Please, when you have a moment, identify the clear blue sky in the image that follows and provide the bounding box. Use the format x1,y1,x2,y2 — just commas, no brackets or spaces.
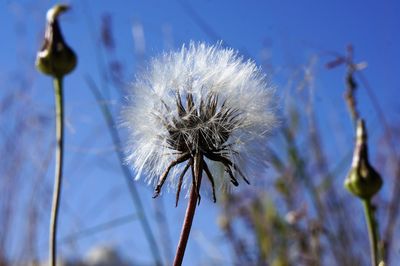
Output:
1,0,399,264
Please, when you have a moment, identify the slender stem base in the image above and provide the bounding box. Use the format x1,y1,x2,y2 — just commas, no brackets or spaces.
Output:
363,199,379,266
49,77,64,266
173,153,202,266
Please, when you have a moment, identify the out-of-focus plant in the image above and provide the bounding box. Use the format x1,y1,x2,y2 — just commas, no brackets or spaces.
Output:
84,10,164,265
327,46,386,266
0,77,53,266
35,4,77,266
216,48,398,265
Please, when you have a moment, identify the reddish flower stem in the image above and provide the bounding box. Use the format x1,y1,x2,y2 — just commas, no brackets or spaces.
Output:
173,153,202,266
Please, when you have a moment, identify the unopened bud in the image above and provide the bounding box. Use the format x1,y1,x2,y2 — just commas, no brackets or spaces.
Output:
36,4,77,78
344,119,383,199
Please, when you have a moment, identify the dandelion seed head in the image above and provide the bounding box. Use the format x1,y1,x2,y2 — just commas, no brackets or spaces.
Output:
123,42,278,196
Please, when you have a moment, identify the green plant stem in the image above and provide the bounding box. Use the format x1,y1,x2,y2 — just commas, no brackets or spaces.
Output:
173,153,202,266
363,199,379,266
49,76,64,266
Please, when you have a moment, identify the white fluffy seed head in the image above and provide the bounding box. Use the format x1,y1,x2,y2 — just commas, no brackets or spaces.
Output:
122,42,278,193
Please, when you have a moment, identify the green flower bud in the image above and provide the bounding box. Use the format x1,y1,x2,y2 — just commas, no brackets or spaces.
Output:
36,4,77,78
344,119,383,199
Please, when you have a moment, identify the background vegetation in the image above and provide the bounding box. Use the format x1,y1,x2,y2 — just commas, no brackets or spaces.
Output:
1,1,399,265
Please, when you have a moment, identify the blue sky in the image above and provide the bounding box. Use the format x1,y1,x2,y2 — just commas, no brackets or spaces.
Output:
1,0,399,264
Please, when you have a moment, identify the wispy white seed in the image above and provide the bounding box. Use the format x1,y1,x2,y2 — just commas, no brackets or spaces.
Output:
122,42,278,194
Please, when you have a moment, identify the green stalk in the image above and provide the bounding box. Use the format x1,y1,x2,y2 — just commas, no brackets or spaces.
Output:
363,199,379,266
49,77,64,266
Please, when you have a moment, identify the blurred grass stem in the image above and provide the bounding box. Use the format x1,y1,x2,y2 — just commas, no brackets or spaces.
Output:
49,76,64,266
86,76,163,266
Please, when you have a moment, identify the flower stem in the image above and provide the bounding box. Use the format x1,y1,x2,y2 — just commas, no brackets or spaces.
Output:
173,153,202,266
49,76,64,266
363,199,379,266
